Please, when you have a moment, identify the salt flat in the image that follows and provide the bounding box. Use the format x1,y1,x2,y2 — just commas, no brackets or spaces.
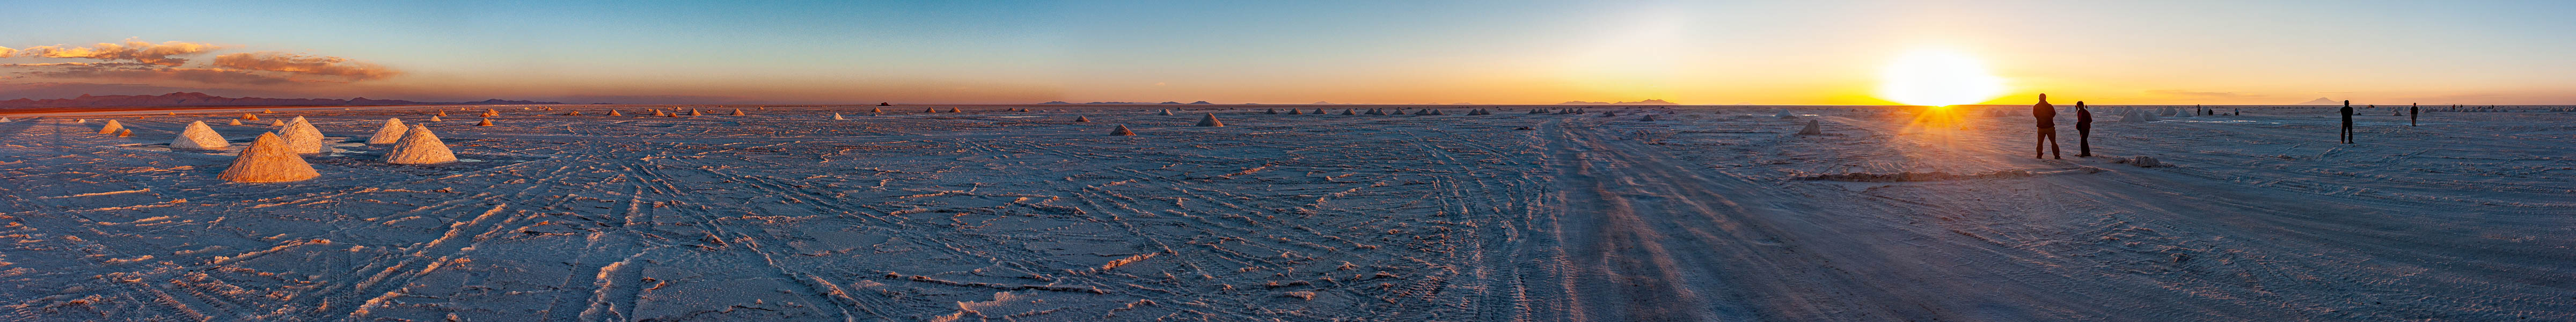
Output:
0,105,2568,321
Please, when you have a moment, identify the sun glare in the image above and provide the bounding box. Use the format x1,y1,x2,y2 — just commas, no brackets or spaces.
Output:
1876,48,2007,106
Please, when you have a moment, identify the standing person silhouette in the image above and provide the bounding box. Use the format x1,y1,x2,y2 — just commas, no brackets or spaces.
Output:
2033,94,2061,159
2340,100,2355,144
2410,103,2419,126
2075,101,2094,157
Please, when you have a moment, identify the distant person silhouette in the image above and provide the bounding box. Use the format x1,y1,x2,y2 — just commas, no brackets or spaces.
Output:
2033,94,2061,159
2410,104,2419,126
2340,100,2355,144
2075,101,2093,157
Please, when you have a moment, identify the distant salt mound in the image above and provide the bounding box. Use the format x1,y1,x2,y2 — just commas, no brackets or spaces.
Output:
1108,125,1136,136
478,119,495,126
948,107,961,113
242,114,259,121
1343,109,1355,115
1196,113,1225,127
367,118,407,144
1776,109,1796,119
429,115,444,122
833,113,845,120
0,116,10,122
1157,109,1174,116
688,109,704,116
97,120,123,134
384,125,457,164
730,108,747,116
2114,156,2162,167
281,117,327,153
608,110,623,116
1073,116,1090,122
218,133,319,183
1799,120,1824,135
1287,108,1301,115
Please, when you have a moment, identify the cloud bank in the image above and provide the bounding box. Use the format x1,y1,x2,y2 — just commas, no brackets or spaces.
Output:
1,39,399,86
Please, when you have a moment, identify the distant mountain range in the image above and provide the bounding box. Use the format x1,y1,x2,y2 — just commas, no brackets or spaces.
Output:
0,92,559,108
2293,97,2340,105
1559,99,1679,105
1038,100,1221,105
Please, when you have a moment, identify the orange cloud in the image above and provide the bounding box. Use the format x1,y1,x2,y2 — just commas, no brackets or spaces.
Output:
211,52,401,80
1,40,223,65
25,66,298,85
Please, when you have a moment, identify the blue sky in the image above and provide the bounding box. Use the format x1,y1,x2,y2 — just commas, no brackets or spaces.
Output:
4,0,2572,104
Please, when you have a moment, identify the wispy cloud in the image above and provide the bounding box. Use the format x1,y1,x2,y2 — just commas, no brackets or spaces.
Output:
0,40,223,65
211,52,401,80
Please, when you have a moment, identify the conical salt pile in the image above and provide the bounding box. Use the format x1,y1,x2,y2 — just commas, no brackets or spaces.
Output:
1158,109,1174,116
1196,113,1225,127
384,125,457,164
245,113,262,120
833,113,845,120
281,117,326,153
229,119,245,126
217,133,319,182
948,107,961,113
270,120,286,127
609,110,623,116
564,111,583,116
117,129,133,137
1313,108,1325,114
477,119,495,126
1,116,13,122
78,119,87,123
262,109,274,113
651,109,667,116
1343,109,1355,115
173,121,229,149
429,115,445,122
1287,109,1302,115
366,118,407,144
730,108,746,116
98,120,123,134
1108,125,1136,136
1266,108,1279,114
1074,116,1090,122
925,107,936,112
481,109,499,117
436,110,447,116
688,109,703,116
1798,120,1824,135
872,108,882,113
1641,114,1657,121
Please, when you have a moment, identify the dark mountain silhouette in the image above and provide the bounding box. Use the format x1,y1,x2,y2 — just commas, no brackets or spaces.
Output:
1613,99,1679,105
1188,101,1213,105
2294,97,2339,105
1558,101,1609,105
0,92,559,108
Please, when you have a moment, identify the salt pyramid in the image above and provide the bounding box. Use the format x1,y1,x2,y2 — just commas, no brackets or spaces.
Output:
1287,109,1302,115
229,119,244,126
98,120,124,134
384,125,457,164
688,109,703,116
1266,108,1279,114
218,133,318,182
1798,120,1824,135
436,110,447,116
281,117,327,153
1196,113,1225,127
367,118,407,144
730,108,746,115
1640,114,1657,121
948,107,961,113
477,119,495,126
608,110,623,116
925,107,936,113
481,109,499,117
1343,109,1355,115
872,108,882,113
564,111,583,116
77,119,87,123
652,109,667,116
1074,116,1090,122
242,114,260,121
1158,109,1174,115
1108,125,1136,136
117,129,133,137
429,115,445,122
173,121,229,149
262,109,273,113
1776,109,1796,119
1,116,11,122
833,113,845,120
270,120,286,126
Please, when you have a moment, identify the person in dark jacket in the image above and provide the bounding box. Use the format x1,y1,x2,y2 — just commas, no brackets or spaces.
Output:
2340,100,2355,144
2410,103,2419,126
2076,101,2093,157
2033,94,2060,159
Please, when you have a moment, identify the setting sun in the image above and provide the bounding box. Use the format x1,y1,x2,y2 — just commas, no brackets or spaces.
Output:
1876,48,2008,106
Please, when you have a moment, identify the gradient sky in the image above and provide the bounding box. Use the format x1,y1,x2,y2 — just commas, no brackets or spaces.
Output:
4,0,2573,105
